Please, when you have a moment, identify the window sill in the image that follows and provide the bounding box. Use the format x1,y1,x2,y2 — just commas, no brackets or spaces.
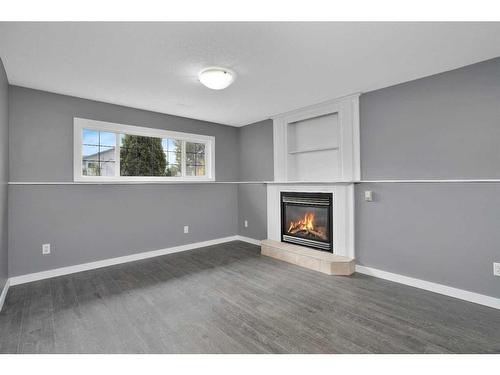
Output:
72,178,216,183
9,180,222,185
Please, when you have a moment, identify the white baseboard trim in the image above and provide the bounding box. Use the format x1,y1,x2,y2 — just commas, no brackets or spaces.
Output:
0,279,10,312
235,235,262,246
355,265,500,310
9,235,244,286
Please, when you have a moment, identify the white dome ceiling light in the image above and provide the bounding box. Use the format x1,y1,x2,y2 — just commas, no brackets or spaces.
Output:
198,67,235,90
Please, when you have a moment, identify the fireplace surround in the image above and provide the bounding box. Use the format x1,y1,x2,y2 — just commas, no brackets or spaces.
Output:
267,184,354,258
281,192,333,251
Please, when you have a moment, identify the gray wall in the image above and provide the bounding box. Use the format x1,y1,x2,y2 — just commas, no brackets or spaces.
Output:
238,184,267,240
238,119,274,181
9,86,240,182
9,184,237,276
237,120,273,239
8,87,240,276
357,57,500,298
356,182,500,298
360,57,500,180
0,58,8,291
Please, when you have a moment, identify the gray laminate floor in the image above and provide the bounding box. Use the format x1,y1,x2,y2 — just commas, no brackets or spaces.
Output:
1,241,499,353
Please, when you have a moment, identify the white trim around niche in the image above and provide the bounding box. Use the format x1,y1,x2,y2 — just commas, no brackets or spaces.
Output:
272,94,360,183
266,184,355,259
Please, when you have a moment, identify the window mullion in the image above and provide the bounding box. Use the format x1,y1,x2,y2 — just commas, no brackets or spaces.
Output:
205,141,210,178
115,132,120,177
181,140,186,177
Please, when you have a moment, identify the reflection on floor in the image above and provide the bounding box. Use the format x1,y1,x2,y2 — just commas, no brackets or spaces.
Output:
1,241,499,353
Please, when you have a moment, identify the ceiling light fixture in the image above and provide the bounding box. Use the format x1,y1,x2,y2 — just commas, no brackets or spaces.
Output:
198,67,235,90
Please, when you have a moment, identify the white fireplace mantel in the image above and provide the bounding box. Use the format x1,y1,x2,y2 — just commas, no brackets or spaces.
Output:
267,95,360,259
266,184,355,258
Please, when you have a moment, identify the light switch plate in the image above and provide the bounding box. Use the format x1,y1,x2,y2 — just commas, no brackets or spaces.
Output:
244,220,248,228
184,225,189,234
364,191,373,202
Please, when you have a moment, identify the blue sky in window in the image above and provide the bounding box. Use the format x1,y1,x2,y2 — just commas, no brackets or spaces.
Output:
162,138,180,151
82,129,185,157
82,129,116,156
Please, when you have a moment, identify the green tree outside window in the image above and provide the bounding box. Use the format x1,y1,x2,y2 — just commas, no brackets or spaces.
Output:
120,135,167,176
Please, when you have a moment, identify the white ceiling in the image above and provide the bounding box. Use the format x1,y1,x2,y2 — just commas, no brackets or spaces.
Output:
1,22,500,126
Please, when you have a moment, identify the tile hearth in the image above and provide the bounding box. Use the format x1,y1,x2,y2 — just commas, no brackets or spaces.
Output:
261,239,355,276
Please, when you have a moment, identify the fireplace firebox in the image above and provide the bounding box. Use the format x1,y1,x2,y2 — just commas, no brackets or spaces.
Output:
280,192,333,252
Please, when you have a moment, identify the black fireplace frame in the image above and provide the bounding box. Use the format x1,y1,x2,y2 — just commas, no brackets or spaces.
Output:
280,191,333,252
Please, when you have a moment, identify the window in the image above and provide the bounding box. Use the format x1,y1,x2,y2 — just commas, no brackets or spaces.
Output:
74,118,215,182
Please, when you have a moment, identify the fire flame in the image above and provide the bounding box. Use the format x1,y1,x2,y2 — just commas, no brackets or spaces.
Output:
288,212,315,233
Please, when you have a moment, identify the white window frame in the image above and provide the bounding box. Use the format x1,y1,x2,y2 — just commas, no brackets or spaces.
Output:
74,117,215,182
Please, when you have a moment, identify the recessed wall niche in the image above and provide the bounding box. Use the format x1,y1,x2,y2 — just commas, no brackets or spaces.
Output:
273,94,360,182
287,113,340,181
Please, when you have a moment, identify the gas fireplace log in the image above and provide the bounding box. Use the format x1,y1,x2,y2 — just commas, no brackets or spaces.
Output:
308,229,326,239
309,229,325,238
288,227,326,240
289,228,306,235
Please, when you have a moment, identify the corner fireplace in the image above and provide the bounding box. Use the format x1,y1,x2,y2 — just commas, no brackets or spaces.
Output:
281,192,333,252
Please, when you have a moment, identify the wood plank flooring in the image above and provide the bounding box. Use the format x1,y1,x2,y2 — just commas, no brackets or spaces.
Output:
1,241,499,353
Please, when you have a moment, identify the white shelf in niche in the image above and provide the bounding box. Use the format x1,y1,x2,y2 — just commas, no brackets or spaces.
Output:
288,146,339,155
273,94,360,182
287,112,339,153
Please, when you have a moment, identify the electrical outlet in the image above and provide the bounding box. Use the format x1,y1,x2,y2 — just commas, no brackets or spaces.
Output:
244,220,248,228
494,262,500,277
184,225,189,234
42,243,51,255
